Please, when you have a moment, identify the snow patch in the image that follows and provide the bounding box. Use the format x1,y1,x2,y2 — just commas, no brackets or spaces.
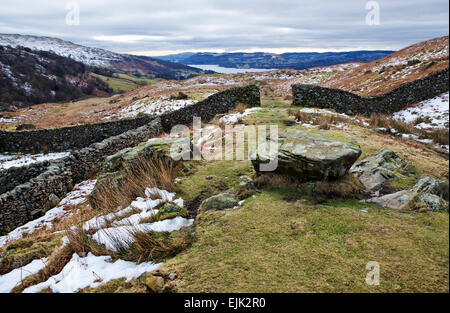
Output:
23,253,161,293
0,152,71,169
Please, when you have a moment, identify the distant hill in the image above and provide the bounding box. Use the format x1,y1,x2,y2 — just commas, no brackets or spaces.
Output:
0,34,210,80
0,45,112,111
155,50,395,70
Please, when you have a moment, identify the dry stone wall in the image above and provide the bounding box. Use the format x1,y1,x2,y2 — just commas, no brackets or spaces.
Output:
0,115,154,153
292,69,449,115
0,85,260,233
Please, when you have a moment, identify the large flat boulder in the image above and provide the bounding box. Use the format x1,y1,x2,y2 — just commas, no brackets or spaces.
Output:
251,127,361,181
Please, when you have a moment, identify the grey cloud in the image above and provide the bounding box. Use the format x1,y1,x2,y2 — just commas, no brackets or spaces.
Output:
0,0,448,53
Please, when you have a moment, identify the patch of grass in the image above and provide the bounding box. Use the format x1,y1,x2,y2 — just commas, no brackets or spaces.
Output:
161,188,449,292
79,277,147,293
178,160,254,214
0,235,62,275
242,107,294,129
91,73,137,92
260,97,290,108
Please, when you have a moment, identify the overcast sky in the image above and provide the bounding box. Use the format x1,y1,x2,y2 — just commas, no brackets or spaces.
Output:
0,0,448,55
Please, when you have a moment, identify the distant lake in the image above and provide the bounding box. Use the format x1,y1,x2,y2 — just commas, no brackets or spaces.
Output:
189,64,275,74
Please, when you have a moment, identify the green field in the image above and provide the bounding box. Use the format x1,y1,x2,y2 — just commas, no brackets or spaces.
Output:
91,73,161,92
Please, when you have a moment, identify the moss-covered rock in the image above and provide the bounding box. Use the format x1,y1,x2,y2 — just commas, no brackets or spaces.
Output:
155,203,188,221
251,126,361,181
199,193,238,212
351,148,419,193
141,273,165,293
367,175,449,212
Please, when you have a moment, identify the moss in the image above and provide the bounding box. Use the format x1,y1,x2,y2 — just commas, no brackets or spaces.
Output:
0,235,62,275
80,277,148,293
154,203,189,221
390,172,419,190
141,273,165,292
236,186,257,200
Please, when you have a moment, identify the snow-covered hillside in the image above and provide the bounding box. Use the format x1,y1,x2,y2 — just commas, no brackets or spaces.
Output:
0,34,207,80
0,34,121,67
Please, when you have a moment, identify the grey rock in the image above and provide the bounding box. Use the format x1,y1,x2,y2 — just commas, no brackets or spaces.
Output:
366,190,415,210
237,175,255,189
412,176,449,201
168,273,178,280
199,193,238,212
351,148,417,193
367,176,449,212
251,127,361,181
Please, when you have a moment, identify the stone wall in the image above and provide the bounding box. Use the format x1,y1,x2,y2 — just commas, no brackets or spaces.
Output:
0,119,163,233
292,69,449,115
0,84,260,153
0,85,260,233
0,161,52,195
0,115,154,153
160,85,261,131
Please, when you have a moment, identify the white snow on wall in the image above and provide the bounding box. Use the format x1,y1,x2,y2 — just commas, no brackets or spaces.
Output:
0,179,97,248
0,152,71,169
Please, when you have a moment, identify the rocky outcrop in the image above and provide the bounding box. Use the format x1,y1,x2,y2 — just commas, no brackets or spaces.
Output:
292,68,449,115
367,176,449,212
350,148,418,194
251,127,361,181
353,149,449,212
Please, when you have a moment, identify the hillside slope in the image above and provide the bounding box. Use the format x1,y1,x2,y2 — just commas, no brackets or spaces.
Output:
0,34,210,80
323,36,449,96
0,45,112,111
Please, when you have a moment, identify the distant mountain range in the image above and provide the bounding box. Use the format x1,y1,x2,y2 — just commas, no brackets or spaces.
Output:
0,34,210,80
155,51,395,70
0,45,113,111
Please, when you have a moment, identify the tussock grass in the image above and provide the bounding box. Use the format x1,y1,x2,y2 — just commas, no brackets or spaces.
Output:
427,128,449,146
315,173,367,199
0,235,61,275
11,243,75,293
234,103,247,114
254,172,299,190
90,155,181,212
116,229,193,263
367,113,449,146
65,221,192,265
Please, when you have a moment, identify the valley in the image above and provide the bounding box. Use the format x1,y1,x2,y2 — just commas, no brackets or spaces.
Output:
0,34,448,295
